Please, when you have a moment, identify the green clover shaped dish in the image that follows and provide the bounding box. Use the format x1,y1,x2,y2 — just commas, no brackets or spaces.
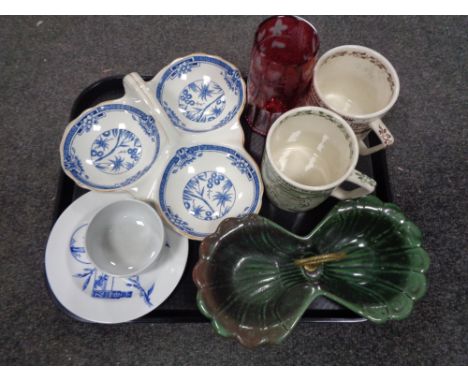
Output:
193,196,429,347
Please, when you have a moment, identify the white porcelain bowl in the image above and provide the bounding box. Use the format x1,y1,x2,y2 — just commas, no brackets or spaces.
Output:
158,144,263,240
85,200,165,277
61,104,161,191
155,54,245,133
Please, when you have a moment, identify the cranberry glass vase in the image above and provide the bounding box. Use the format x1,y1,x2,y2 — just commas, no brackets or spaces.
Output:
245,16,320,135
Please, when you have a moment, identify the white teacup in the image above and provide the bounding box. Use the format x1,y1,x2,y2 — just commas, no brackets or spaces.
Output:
311,45,400,155
86,200,165,277
262,106,376,212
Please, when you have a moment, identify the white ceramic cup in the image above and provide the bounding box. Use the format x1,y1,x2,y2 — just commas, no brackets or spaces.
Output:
261,106,376,212
311,45,400,155
86,200,165,277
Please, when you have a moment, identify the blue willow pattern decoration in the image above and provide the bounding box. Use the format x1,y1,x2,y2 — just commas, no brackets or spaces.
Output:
62,104,160,190
178,80,226,123
90,129,142,174
69,223,155,307
183,171,236,221
155,55,244,132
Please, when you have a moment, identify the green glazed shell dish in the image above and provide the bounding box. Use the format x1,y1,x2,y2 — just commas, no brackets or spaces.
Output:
193,196,429,347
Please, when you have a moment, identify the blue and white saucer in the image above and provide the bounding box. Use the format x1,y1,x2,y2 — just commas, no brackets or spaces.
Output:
60,104,161,191
155,54,245,133
158,144,263,240
45,191,188,323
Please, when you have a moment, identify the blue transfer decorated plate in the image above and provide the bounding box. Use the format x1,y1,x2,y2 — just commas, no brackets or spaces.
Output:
45,191,188,324
158,144,263,240
155,54,245,133
60,104,161,191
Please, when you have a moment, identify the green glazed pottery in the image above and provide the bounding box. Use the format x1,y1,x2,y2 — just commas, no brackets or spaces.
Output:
192,196,429,347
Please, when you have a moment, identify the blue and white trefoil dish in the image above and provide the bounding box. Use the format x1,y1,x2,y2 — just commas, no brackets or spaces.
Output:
59,53,263,240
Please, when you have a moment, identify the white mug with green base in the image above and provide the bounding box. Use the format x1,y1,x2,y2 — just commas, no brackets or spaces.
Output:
261,106,376,212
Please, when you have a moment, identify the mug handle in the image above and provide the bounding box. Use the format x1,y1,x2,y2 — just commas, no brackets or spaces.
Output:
358,119,395,156
331,170,376,200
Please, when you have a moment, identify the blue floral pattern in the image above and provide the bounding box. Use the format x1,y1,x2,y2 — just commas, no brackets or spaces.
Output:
69,223,155,307
90,128,142,175
183,171,236,221
62,104,160,190
159,145,261,238
63,147,87,180
171,146,203,174
222,68,242,95
227,152,255,181
155,55,244,133
178,80,226,123
168,57,200,79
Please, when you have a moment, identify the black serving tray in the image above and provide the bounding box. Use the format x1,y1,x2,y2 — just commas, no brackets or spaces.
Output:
51,75,393,324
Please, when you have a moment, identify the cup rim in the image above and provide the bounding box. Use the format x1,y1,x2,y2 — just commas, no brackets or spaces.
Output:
85,199,165,278
265,106,359,192
313,45,400,121
253,15,320,64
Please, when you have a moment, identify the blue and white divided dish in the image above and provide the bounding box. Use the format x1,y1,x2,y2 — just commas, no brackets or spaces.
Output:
61,104,161,191
45,191,188,323
158,144,263,240
156,55,245,133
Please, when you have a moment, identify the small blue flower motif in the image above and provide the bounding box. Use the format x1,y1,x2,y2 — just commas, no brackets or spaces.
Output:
178,79,226,123
228,154,253,180
179,89,194,106
182,171,236,221
90,128,142,175
171,59,199,78
172,147,204,173
110,156,125,172
127,147,141,161
222,69,242,95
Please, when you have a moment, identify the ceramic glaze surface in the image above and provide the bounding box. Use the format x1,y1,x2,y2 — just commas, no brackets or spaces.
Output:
156,55,244,133
183,171,236,221
193,196,429,347
60,55,261,240
262,107,375,212
311,45,399,155
269,110,353,186
178,79,227,123
90,129,142,175
86,200,164,277
45,191,189,324
61,104,160,190
315,51,395,115
70,223,155,306
159,145,262,240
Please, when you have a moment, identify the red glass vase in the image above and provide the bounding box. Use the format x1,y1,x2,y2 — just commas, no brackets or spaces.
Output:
245,16,320,135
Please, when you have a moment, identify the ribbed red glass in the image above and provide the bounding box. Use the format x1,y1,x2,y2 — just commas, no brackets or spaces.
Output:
245,16,320,135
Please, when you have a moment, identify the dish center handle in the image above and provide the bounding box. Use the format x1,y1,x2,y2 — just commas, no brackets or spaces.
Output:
123,72,176,143
294,252,347,272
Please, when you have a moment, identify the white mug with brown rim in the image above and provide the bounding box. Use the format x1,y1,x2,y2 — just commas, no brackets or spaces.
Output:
261,106,377,212
311,45,400,155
